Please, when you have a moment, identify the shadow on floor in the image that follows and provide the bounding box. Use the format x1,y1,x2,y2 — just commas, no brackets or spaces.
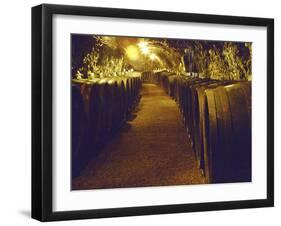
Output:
19,210,30,218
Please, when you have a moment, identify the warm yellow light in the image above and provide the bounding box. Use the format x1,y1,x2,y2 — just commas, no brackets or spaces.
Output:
138,41,149,55
125,45,139,61
138,41,147,48
149,53,157,61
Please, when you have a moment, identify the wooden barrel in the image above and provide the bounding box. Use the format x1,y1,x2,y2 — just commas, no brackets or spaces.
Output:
154,71,162,84
71,74,142,177
114,78,126,131
71,84,87,177
88,81,103,150
100,79,112,145
127,75,141,114
167,75,177,98
127,77,134,110
184,79,210,143
173,75,190,104
176,77,198,127
141,71,154,83
132,77,138,100
106,79,119,136
121,78,128,121
224,82,251,182
136,76,142,95
190,80,219,164
194,81,235,174
158,71,173,91
204,82,252,183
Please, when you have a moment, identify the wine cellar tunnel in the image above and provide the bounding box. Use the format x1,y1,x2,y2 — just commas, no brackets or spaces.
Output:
71,35,252,190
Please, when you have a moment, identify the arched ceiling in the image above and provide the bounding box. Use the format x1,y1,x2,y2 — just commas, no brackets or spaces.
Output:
98,36,182,72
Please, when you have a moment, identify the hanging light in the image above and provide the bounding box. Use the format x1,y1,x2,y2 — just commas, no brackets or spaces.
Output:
138,41,149,55
125,45,140,61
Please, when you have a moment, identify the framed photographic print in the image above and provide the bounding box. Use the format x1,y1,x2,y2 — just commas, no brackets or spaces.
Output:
32,4,274,221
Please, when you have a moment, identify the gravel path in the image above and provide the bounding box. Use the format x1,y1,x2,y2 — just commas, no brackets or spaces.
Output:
72,83,206,190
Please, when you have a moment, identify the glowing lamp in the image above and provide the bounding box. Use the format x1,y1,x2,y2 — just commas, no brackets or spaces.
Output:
138,41,149,55
125,45,139,61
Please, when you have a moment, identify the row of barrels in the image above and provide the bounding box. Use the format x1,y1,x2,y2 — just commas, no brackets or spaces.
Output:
141,71,159,83
72,73,142,177
143,71,252,183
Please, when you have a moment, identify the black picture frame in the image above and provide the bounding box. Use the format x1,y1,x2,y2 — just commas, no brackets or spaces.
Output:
32,3,274,222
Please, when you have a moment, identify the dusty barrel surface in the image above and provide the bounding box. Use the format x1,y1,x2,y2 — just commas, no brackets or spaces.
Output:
204,82,252,183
